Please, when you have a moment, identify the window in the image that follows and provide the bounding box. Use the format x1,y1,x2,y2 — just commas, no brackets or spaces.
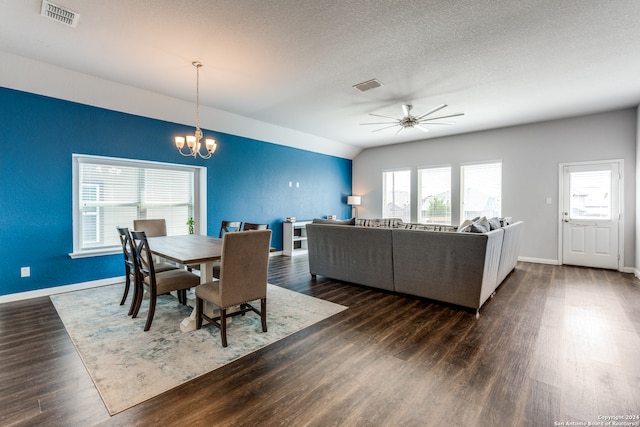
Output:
418,166,451,224
461,161,501,222
568,169,612,220
382,169,411,222
71,155,205,257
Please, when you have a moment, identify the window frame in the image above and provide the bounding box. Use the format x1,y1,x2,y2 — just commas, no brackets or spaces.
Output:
382,169,411,222
460,160,502,223
70,154,207,258
417,165,452,225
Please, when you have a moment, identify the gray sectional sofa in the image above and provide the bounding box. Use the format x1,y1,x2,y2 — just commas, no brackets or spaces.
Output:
306,219,524,316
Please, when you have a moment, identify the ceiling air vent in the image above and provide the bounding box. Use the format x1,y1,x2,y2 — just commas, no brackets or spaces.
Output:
352,78,383,92
41,0,80,28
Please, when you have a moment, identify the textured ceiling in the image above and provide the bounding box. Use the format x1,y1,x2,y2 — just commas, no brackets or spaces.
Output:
1,0,640,155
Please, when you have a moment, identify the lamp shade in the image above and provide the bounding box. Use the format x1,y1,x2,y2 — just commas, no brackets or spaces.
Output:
347,195,361,206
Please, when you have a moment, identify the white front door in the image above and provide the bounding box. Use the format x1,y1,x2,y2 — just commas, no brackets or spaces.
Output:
560,161,621,270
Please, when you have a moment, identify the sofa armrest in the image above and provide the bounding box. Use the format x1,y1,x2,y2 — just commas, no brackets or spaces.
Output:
306,224,395,290
497,221,524,284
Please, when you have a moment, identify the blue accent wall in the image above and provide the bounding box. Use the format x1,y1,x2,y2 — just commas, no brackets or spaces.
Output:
0,87,352,296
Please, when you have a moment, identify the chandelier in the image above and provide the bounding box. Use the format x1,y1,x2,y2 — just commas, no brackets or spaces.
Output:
174,61,217,159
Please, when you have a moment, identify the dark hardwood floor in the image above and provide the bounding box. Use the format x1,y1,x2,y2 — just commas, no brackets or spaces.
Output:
1,257,639,426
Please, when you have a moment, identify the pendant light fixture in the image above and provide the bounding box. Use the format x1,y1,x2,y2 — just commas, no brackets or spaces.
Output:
174,61,217,159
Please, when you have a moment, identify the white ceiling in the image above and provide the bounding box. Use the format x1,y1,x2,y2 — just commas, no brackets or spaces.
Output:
2,0,640,158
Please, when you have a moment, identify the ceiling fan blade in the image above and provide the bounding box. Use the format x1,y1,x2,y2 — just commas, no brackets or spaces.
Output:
402,104,411,117
361,121,401,126
420,112,464,121
415,103,448,120
369,113,400,120
415,124,430,133
371,124,401,133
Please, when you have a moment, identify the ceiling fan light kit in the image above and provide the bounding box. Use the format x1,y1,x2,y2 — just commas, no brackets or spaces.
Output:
362,103,464,135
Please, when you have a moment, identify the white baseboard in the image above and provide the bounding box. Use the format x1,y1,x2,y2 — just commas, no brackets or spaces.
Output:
519,257,637,275
0,276,124,304
518,256,560,265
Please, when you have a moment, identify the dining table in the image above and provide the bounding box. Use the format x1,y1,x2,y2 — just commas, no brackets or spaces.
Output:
148,234,223,332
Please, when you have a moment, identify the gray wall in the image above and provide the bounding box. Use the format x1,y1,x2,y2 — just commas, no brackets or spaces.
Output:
636,107,640,276
353,108,637,269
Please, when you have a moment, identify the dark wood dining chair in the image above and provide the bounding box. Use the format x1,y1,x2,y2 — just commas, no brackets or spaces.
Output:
116,226,137,315
242,222,269,231
219,220,242,238
130,230,201,331
195,229,272,347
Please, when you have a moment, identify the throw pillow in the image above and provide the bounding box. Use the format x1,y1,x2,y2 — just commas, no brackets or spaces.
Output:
458,219,473,232
500,217,513,227
488,217,501,230
470,217,491,233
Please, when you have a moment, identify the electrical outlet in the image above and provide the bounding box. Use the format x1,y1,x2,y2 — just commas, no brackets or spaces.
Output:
20,266,30,278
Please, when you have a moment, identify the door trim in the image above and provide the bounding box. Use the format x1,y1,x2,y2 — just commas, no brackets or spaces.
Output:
558,159,624,271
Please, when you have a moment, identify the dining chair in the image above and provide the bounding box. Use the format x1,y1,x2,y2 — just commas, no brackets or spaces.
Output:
242,222,269,231
130,230,201,331
132,219,177,273
195,229,272,347
116,226,138,315
219,220,242,238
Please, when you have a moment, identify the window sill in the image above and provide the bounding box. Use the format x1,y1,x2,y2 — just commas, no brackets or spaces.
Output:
69,248,121,259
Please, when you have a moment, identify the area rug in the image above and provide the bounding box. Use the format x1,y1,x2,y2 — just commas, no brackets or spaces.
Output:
50,284,347,415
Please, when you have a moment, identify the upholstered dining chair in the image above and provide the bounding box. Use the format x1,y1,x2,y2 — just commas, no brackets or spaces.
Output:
132,219,177,274
242,222,269,231
133,219,166,237
195,229,272,347
219,220,242,238
130,230,201,331
116,226,137,315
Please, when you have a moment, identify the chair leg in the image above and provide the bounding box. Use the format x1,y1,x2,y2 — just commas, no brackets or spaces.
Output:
144,289,157,331
120,269,130,306
196,298,203,329
220,308,228,347
261,298,267,332
130,275,143,317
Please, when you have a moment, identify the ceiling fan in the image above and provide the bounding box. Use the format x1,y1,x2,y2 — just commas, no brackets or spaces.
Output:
361,104,464,135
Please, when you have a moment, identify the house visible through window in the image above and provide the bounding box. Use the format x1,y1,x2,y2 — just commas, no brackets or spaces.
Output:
72,155,204,257
382,169,411,222
461,161,502,222
418,166,451,224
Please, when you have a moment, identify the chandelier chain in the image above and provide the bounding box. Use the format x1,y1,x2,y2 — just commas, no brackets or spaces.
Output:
195,63,200,130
